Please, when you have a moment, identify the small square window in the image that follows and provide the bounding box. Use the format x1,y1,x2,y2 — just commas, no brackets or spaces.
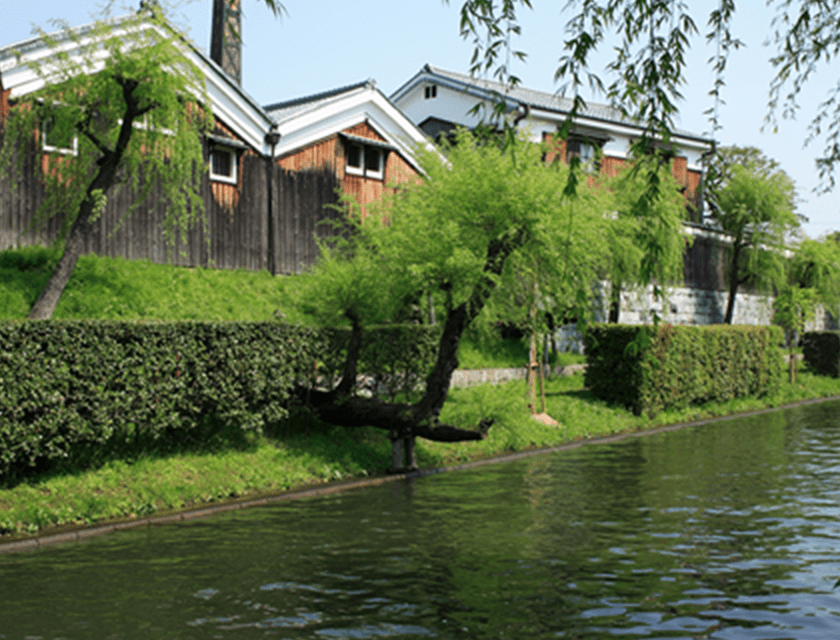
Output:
566,137,600,173
424,85,437,99
42,117,78,156
210,147,237,184
364,147,383,179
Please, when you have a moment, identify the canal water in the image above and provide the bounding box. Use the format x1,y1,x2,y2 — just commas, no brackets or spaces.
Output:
1,400,839,639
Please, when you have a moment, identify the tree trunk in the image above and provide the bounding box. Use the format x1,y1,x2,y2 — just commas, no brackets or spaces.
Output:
27,217,88,319
28,168,117,319
28,76,147,319
297,231,522,468
608,281,621,323
724,241,742,325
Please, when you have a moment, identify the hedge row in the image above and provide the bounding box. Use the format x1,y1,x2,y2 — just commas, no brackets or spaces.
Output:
0,321,438,483
583,324,784,416
802,331,840,378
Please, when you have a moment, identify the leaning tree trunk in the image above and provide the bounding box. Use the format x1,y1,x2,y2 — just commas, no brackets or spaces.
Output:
28,179,115,319
27,219,88,319
28,77,150,319
299,231,524,471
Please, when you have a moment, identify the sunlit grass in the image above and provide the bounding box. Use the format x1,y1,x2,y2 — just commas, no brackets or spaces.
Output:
0,247,309,322
457,335,586,369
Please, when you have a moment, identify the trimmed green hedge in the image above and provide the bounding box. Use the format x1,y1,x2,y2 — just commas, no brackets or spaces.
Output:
802,331,840,378
0,321,438,483
584,324,784,416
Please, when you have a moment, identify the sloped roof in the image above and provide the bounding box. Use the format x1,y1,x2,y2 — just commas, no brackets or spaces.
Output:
263,80,433,173
392,64,712,145
264,80,376,124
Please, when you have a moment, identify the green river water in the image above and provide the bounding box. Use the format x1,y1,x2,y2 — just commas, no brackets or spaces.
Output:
1,400,839,639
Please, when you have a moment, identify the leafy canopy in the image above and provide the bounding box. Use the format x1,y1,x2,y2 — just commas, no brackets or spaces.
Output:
295,131,613,330
604,157,688,293
708,146,799,294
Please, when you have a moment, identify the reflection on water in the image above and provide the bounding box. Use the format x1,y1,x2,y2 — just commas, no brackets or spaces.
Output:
1,401,840,639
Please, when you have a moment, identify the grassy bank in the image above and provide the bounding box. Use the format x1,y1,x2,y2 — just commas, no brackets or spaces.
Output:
2,368,839,540
0,247,554,369
0,247,309,323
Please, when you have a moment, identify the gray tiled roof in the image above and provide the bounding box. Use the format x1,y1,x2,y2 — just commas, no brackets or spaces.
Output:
263,79,376,124
416,64,710,143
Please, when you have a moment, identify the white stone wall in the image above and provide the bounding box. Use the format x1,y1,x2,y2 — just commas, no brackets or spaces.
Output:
616,286,774,326
555,284,837,354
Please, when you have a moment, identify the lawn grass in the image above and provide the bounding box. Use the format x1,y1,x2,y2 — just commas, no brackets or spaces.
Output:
0,247,309,323
2,368,838,540
456,335,586,369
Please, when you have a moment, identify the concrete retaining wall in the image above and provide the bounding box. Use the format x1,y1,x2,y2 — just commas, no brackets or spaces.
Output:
449,364,586,389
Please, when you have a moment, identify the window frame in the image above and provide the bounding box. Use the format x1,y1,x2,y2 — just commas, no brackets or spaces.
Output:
345,140,385,180
209,145,238,185
363,145,384,180
41,117,79,156
565,135,604,173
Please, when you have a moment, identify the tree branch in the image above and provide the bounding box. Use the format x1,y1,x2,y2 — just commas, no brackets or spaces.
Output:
78,106,114,158
296,389,491,442
81,128,112,158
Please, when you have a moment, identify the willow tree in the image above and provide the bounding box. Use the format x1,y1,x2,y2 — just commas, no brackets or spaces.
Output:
0,6,212,319
453,1,840,180
774,234,840,381
294,132,673,467
705,147,799,324
603,158,689,323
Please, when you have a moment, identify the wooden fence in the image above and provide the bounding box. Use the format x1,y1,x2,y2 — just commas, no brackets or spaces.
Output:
683,234,727,291
0,144,341,275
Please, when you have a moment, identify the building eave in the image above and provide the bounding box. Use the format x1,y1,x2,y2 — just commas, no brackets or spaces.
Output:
269,84,436,175
0,11,276,154
392,64,714,150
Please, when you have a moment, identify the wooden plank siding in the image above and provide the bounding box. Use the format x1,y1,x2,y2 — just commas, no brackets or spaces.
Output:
0,134,341,275
276,136,341,177
1,122,728,293
683,235,727,291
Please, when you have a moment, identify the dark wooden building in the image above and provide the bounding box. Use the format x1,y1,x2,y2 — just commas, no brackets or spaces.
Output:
0,7,430,275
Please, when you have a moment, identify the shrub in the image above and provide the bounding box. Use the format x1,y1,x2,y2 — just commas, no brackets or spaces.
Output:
0,321,436,483
584,324,784,416
802,331,840,378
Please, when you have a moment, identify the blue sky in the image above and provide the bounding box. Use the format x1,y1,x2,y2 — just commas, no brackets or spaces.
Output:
1,0,837,239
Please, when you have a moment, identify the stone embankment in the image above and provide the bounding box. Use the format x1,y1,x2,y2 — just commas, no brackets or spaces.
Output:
449,364,587,389
449,353,803,389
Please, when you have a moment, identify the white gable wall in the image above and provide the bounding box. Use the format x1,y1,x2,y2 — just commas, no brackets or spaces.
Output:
395,76,709,172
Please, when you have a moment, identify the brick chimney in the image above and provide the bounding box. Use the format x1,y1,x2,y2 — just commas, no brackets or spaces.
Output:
210,0,242,85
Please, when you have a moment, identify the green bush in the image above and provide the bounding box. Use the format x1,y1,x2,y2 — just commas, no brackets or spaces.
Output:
584,324,784,416
0,321,437,483
317,325,439,402
802,331,840,377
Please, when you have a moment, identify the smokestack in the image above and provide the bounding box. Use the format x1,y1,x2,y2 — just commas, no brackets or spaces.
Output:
210,0,242,85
